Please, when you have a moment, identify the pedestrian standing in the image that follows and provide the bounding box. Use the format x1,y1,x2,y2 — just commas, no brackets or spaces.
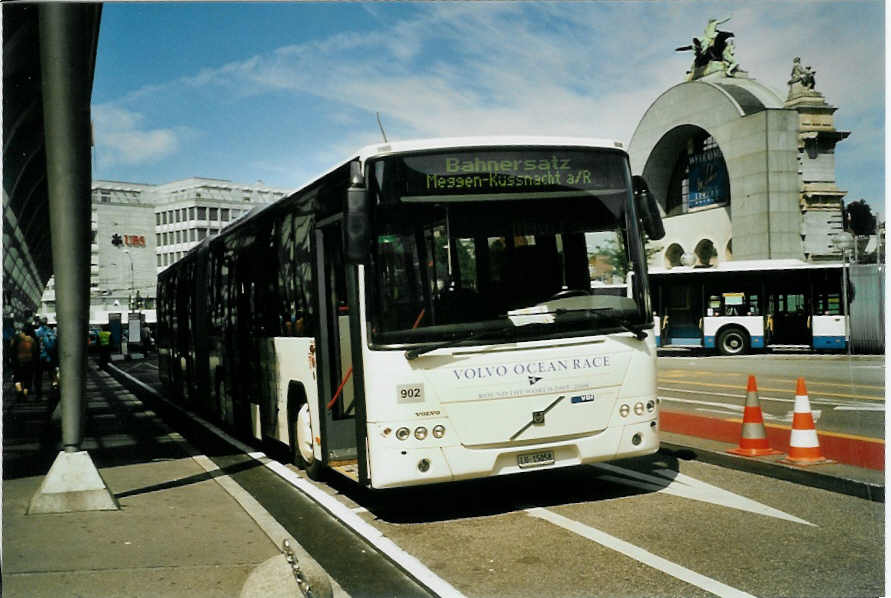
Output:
3,318,14,383
141,322,154,353
34,318,58,395
98,326,112,365
11,323,39,398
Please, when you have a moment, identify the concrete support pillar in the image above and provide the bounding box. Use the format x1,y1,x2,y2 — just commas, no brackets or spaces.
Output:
29,3,117,513
39,3,96,451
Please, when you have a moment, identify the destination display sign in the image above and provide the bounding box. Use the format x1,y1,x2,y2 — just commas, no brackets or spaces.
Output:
399,149,627,200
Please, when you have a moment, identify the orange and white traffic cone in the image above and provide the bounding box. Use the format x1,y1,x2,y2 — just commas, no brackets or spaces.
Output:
728,375,783,457
780,377,834,466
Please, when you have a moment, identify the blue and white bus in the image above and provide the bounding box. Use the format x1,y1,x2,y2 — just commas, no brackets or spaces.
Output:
650,260,848,355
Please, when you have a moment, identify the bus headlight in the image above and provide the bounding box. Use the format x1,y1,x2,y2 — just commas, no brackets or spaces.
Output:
414,427,428,440
634,402,645,416
646,400,656,413
395,427,411,441
432,425,446,438
619,404,630,417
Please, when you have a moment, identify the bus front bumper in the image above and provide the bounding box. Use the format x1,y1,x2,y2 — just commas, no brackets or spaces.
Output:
368,419,659,489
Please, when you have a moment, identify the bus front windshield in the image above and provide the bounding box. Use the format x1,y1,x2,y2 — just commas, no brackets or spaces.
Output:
367,148,648,347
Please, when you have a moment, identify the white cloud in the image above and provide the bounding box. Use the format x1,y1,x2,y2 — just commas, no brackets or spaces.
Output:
96,2,883,209
177,3,881,149
92,104,183,166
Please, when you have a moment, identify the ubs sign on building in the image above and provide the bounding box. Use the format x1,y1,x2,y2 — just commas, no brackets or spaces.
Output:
629,18,849,268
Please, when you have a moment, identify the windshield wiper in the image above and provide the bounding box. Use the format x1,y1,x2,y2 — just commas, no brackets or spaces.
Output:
551,307,649,340
404,322,547,360
404,309,647,361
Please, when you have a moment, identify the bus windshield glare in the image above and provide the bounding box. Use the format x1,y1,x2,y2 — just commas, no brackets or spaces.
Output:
367,148,648,346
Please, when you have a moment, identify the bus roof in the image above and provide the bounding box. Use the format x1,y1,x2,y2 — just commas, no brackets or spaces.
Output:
357,136,626,162
649,259,845,275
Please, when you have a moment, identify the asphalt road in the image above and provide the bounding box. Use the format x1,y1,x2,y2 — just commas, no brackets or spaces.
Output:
656,353,885,440
112,356,885,598
327,452,884,598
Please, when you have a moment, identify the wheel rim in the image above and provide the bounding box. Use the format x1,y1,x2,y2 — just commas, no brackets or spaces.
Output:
722,332,744,353
296,404,315,464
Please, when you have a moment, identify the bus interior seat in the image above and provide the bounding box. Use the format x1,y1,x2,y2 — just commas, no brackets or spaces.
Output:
509,245,562,306
434,284,479,324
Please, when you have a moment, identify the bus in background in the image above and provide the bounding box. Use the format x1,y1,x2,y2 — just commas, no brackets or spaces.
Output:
157,136,665,489
649,260,848,355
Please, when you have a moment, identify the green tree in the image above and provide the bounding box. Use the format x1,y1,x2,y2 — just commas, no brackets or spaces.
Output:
846,199,877,236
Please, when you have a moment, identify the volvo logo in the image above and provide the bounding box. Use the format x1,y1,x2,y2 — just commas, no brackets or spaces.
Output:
510,396,565,441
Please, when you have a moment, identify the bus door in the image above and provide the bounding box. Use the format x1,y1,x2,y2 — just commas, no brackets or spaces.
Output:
766,292,810,346
314,222,365,479
663,282,703,346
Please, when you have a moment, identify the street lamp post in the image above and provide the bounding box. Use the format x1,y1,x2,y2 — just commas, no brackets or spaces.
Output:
832,232,855,356
123,248,134,311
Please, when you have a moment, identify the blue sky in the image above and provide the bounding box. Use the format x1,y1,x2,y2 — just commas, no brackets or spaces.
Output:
92,1,885,217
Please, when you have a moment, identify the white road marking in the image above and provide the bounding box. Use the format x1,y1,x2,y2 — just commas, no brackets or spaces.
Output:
782,410,822,423
591,464,815,527
694,408,742,417
660,390,791,404
660,391,869,411
664,397,746,411
834,404,885,411
526,507,758,598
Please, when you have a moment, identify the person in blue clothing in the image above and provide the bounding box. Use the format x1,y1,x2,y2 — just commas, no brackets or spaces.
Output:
34,318,58,396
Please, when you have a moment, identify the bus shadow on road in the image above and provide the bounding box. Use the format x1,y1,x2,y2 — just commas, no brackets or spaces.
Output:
325,448,689,524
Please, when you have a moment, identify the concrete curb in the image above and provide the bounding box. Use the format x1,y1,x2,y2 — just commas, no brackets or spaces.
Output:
102,362,343,598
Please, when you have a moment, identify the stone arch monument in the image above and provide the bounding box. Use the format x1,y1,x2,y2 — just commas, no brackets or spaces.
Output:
629,18,849,267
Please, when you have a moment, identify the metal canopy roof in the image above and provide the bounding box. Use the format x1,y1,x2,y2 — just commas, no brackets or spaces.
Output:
2,4,102,319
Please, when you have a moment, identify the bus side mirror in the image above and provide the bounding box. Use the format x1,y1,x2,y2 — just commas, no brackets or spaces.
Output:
632,175,665,241
344,163,371,264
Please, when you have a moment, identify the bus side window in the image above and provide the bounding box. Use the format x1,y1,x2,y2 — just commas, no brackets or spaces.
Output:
748,295,760,316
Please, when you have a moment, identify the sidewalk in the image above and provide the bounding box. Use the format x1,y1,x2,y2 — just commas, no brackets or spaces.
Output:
2,361,311,597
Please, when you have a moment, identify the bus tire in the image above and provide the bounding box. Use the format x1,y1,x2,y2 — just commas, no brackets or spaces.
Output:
288,381,323,480
717,327,749,356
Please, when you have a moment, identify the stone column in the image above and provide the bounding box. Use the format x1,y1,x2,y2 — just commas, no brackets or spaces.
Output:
785,63,850,260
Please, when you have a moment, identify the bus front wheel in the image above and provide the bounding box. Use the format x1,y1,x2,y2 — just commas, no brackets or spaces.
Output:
717,327,749,356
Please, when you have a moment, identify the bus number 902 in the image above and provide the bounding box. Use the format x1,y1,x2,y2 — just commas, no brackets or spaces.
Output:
397,384,425,403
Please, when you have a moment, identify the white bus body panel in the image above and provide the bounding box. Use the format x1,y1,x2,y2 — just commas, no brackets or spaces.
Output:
361,334,659,489
702,316,765,350
271,336,322,461
812,315,847,349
